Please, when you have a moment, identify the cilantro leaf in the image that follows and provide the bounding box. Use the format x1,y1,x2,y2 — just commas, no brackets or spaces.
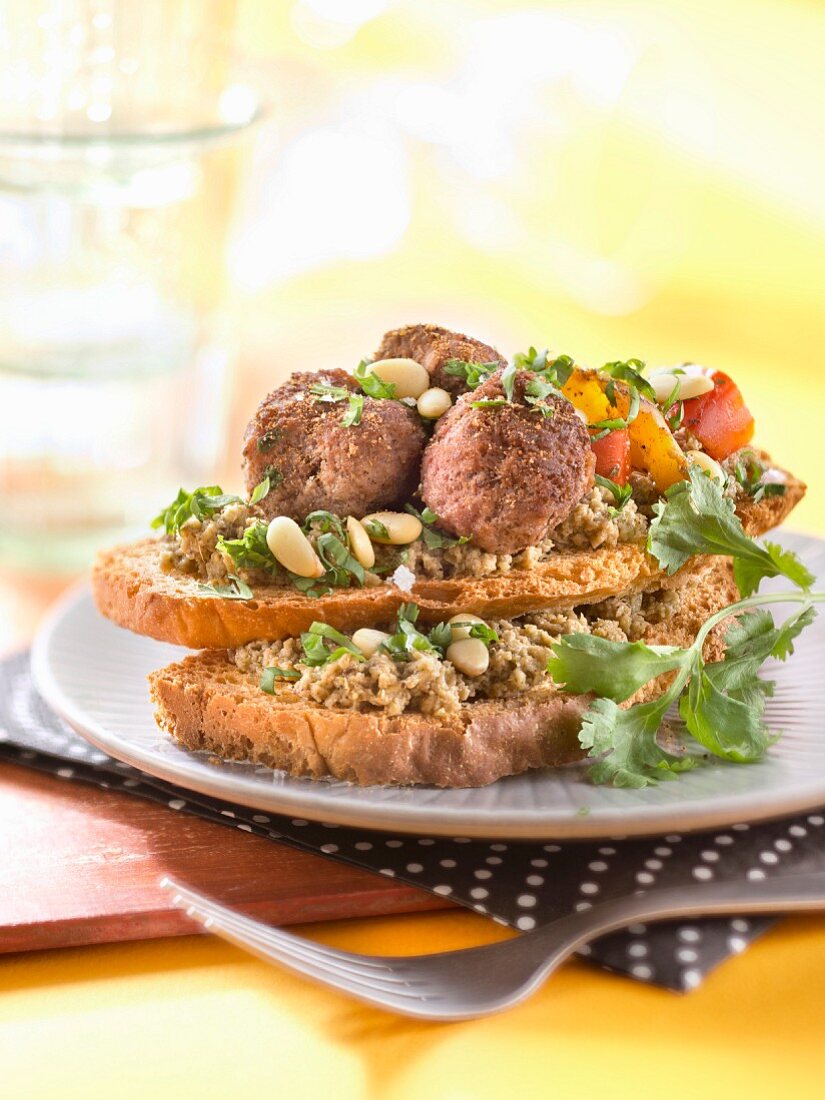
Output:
647,467,814,596
551,589,821,787
548,634,685,702
579,697,695,788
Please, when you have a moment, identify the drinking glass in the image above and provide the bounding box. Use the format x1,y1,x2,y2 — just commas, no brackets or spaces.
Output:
0,0,263,570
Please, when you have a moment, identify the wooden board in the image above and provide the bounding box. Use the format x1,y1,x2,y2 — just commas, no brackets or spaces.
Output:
0,761,452,954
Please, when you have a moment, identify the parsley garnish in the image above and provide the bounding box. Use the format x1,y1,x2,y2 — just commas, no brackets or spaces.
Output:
548,592,821,787
343,394,364,426
152,486,243,536
354,359,397,399
260,666,301,693
309,383,365,427
648,467,813,597
404,504,471,549
594,474,632,513
589,387,640,442
442,358,501,388
733,453,787,503
256,429,282,453
470,398,507,409
196,573,254,600
249,477,271,505
362,517,390,540
379,603,496,661
301,622,366,666
600,359,656,402
217,522,279,575
261,465,284,488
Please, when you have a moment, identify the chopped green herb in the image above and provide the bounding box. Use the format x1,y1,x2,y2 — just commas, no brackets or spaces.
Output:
256,429,282,453
470,398,507,409
249,477,271,505
647,467,813,596
309,383,365,427
302,511,346,539
588,387,640,442
362,517,390,540
152,486,243,536
600,359,656,402
354,359,397,399
343,393,364,426
548,591,821,787
309,382,352,403
217,522,279,575
442,358,501,388
260,666,301,693
301,621,366,666
261,465,284,488
196,574,254,600
594,474,633,513
733,453,788,503
404,504,470,549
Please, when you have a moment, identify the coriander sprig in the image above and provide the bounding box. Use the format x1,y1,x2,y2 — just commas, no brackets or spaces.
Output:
648,467,812,596
548,591,822,787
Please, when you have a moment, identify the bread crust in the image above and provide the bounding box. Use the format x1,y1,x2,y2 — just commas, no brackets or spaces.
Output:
92,466,804,649
148,562,739,788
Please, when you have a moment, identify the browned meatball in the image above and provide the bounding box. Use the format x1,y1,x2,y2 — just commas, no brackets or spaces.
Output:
374,323,506,397
420,370,594,554
242,369,427,521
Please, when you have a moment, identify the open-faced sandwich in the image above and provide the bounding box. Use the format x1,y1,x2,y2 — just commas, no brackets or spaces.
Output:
93,324,820,788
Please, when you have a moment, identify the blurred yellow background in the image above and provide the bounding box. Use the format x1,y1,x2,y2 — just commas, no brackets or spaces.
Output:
220,0,824,530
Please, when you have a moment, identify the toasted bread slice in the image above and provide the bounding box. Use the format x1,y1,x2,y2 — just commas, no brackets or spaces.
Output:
94,468,803,649
148,562,739,788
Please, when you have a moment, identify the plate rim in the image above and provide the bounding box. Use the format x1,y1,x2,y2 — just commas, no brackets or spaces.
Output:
30,545,825,840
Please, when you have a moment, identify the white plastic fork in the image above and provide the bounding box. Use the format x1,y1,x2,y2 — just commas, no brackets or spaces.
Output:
160,872,825,1020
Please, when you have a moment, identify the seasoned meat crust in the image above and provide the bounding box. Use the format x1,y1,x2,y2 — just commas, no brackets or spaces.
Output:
242,369,427,521
374,323,507,396
421,369,594,554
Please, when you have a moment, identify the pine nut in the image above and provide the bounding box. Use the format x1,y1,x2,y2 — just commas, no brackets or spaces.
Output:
266,516,325,578
352,628,390,658
676,373,715,400
346,516,375,569
448,613,487,641
446,637,490,677
417,387,452,419
686,449,725,483
360,511,423,545
367,358,430,399
651,373,680,404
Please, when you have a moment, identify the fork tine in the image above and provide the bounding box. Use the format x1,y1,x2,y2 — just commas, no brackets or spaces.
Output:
160,878,434,1002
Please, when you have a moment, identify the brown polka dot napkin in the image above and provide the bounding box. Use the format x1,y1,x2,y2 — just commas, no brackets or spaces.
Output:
3,650,823,990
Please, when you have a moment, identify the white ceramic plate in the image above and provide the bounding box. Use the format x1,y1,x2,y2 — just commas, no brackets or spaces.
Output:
31,532,825,839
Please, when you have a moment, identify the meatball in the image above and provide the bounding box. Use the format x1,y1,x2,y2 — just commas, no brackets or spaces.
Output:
242,369,427,521
374,323,506,397
420,370,594,554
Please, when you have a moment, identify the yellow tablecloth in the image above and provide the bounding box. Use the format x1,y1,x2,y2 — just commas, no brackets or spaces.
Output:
2,909,824,1099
